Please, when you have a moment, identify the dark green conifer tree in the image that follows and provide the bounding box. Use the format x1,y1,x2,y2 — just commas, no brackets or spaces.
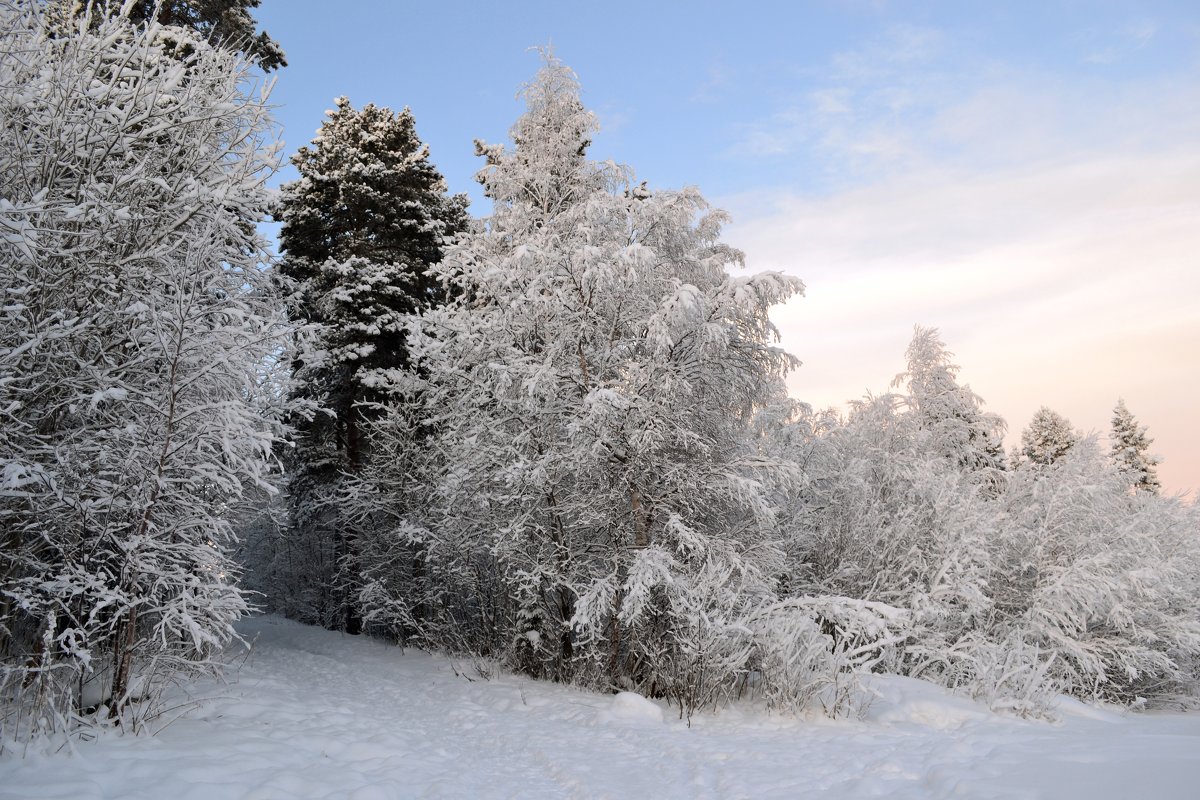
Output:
275,98,468,630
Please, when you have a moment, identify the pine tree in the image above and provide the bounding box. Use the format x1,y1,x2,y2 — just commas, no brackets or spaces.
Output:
357,53,803,713
1110,399,1161,494
1019,407,1079,466
0,6,288,733
275,97,467,630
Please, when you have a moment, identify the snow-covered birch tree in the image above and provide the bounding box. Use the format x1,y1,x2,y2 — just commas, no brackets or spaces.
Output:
357,53,803,712
0,4,288,735
895,326,1006,478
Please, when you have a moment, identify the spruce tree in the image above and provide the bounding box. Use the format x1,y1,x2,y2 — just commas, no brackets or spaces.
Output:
1019,407,1079,466
1110,399,1161,494
276,97,467,630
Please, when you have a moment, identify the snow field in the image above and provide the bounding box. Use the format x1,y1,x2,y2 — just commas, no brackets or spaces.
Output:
2,615,1199,799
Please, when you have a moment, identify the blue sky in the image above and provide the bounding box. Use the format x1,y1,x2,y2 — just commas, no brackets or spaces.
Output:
255,0,1200,493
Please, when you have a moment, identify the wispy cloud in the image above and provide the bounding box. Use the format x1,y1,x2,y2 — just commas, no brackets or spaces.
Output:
729,24,952,175
730,16,1198,182
1084,19,1157,64
691,61,734,104
829,24,943,80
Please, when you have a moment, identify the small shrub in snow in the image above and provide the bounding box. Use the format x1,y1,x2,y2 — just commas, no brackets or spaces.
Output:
745,597,907,717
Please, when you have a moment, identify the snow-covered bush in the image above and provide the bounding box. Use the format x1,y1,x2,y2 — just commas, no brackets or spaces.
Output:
0,5,288,737
984,441,1200,705
782,393,991,615
910,442,1200,714
745,597,907,716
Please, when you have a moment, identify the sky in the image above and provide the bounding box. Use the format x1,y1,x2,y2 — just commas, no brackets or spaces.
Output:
255,0,1200,495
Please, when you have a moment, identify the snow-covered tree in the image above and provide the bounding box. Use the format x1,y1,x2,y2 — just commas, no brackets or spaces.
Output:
784,394,988,607
894,326,1006,477
1018,407,1079,467
772,392,994,702
275,98,467,630
357,53,803,712
1110,399,1161,495
983,439,1200,706
777,331,1001,626
46,0,285,70
0,6,288,735
776,337,1200,714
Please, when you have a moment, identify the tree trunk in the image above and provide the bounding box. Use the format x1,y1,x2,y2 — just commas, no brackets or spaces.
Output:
109,605,138,714
544,490,575,678
335,403,363,635
608,585,623,687
630,486,649,548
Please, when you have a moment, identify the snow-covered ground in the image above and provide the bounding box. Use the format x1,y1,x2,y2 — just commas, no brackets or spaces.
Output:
3,616,1199,799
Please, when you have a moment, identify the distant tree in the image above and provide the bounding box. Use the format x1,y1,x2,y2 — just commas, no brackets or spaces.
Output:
894,326,1006,476
0,7,287,734
275,97,467,630
46,0,285,70
1019,407,1078,466
1110,399,1161,494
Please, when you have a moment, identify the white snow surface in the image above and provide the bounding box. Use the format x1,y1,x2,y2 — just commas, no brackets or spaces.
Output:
3,615,1199,799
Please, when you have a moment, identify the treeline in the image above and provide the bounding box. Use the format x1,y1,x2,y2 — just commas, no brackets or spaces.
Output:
250,48,1199,718
1,1,1197,743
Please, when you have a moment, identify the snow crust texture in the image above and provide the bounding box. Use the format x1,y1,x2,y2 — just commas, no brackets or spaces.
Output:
3,616,1199,799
